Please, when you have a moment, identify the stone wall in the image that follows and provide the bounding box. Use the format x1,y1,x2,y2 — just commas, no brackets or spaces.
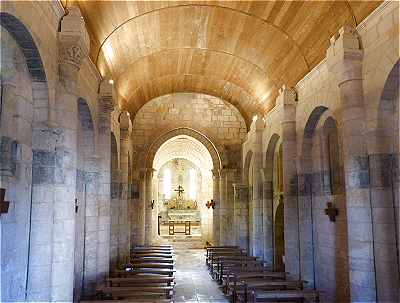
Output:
242,2,399,302
132,92,247,171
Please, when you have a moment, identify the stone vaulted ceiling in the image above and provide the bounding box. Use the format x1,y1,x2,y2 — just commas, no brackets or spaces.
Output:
65,0,381,125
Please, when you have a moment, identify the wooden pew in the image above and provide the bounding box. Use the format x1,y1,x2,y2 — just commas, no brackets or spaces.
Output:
232,280,306,303
113,267,176,277
216,260,263,283
249,289,320,303
224,270,287,294
132,252,173,258
131,256,175,263
130,262,175,269
97,285,174,300
207,250,245,269
106,275,175,287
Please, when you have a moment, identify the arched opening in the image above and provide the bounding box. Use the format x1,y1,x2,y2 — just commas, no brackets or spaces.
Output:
110,132,120,268
152,135,214,247
370,60,399,302
74,98,97,300
300,106,349,301
242,150,253,252
274,202,284,272
273,143,284,272
0,13,49,302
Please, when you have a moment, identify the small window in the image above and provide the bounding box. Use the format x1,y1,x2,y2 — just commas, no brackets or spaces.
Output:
189,169,196,200
163,169,171,199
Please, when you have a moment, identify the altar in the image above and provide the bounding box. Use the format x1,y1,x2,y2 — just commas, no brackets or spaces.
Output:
159,186,201,236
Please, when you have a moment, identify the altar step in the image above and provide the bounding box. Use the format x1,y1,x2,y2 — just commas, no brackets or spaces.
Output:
157,235,205,249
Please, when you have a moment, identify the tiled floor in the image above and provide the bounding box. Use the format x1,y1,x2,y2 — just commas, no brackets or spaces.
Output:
174,249,229,303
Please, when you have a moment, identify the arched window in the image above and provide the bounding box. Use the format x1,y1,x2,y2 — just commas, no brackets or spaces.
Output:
163,168,171,199
189,168,196,200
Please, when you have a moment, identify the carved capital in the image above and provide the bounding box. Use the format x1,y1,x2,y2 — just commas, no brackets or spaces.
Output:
326,25,363,84
276,86,297,122
58,6,89,70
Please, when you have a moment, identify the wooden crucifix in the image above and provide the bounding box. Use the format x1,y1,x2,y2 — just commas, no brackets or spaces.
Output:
0,188,10,215
174,185,184,197
324,202,338,222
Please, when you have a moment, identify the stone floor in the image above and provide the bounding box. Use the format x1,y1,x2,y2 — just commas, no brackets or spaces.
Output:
174,249,229,303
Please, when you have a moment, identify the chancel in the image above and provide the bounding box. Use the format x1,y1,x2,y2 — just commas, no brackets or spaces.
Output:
0,1,399,302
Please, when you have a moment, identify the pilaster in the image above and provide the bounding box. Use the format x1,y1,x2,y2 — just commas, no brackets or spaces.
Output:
212,169,220,245
233,183,249,251
327,25,377,302
278,85,300,280
96,78,115,287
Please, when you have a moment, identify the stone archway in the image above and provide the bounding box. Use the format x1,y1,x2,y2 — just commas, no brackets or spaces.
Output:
145,127,222,171
142,128,222,247
299,106,349,301
0,13,50,302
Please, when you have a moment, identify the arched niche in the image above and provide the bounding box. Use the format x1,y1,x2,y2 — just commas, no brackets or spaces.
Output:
299,106,349,301
0,12,49,302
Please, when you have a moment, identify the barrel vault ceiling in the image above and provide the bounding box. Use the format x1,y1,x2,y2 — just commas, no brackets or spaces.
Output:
63,0,381,126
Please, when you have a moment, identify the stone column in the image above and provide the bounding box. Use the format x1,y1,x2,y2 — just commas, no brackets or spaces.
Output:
119,123,131,263
96,79,115,284
152,174,159,240
261,169,273,269
47,7,90,301
137,170,146,245
248,118,265,258
233,184,249,251
219,169,227,245
110,168,122,268
81,155,102,297
212,169,220,245
327,25,376,301
225,169,236,245
279,86,300,280
144,168,155,245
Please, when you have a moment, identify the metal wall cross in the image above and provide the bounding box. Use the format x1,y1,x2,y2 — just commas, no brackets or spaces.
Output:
174,185,184,197
0,188,10,215
324,202,338,222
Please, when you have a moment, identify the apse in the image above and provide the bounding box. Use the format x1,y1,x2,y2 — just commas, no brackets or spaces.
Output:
152,135,214,247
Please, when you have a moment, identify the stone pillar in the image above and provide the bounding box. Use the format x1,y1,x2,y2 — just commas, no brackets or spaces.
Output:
81,155,102,297
261,169,273,269
144,168,155,245
119,122,131,263
279,86,300,280
219,169,227,245
152,174,159,240
110,168,122,268
225,169,236,245
233,184,249,251
96,79,115,284
248,118,265,258
46,7,90,301
327,25,376,301
212,169,220,245
137,170,146,245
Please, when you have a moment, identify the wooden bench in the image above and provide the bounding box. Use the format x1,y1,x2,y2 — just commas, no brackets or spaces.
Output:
130,262,175,269
107,275,174,287
249,289,320,303
97,285,174,300
224,270,287,294
132,252,174,258
131,256,175,263
232,280,306,303
113,268,176,277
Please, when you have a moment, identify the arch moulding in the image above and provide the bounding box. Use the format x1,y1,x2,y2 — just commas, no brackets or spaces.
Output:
145,127,223,171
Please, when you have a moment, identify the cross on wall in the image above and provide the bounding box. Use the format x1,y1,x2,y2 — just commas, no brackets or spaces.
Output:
0,188,10,215
174,185,184,197
324,202,338,222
